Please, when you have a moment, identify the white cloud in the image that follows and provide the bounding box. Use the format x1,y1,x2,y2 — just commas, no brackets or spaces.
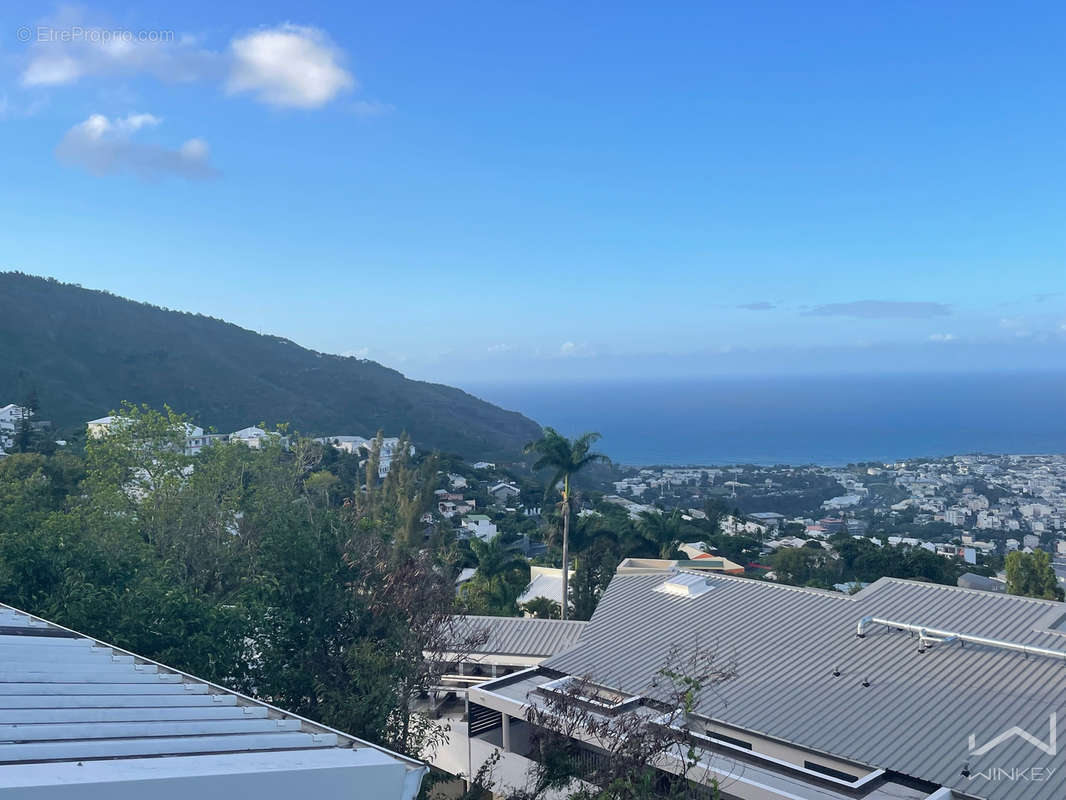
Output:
55,113,217,180
20,17,356,110
20,20,220,88
487,343,512,353
226,25,354,108
22,52,85,86
928,333,956,342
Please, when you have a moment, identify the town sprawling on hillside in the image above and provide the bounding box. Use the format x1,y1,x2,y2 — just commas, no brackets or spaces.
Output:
606,454,1066,587
5,399,1065,602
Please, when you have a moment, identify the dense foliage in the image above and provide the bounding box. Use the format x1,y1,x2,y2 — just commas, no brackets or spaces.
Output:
0,405,478,757
1005,549,1064,600
0,272,541,459
768,534,986,588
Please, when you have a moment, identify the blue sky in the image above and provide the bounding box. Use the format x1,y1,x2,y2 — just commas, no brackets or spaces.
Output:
1,1,1064,383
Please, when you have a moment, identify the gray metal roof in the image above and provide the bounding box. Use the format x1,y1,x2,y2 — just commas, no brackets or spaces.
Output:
0,603,425,796
543,573,1066,800
453,615,587,658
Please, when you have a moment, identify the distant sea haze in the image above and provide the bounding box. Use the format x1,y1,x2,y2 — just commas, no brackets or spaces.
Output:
463,372,1066,467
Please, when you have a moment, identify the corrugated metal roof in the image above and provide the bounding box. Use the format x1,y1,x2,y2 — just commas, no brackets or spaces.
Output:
543,574,1066,800
453,615,587,658
516,574,564,606
0,603,425,795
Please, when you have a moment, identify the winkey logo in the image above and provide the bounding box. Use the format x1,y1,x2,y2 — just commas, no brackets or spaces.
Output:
969,713,1057,757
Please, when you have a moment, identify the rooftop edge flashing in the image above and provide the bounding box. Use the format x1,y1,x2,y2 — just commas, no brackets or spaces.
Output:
0,600,426,776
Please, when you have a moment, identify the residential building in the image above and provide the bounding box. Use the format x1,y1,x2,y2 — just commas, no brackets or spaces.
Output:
462,515,498,542
87,416,207,457
516,566,575,612
0,404,31,450
719,515,767,536
0,603,425,799
314,435,370,454
433,570,1066,800
488,481,521,506
822,494,862,509
956,573,1006,593
377,437,414,477
424,617,587,794
746,511,785,530
229,426,274,449
86,415,117,438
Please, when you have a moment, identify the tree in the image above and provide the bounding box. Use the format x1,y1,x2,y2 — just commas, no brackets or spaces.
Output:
9,391,46,454
461,537,529,616
770,546,826,586
521,597,561,619
637,510,687,559
525,428,609,620
0,409,482,763
1006,550,1064,600
570,536,622,621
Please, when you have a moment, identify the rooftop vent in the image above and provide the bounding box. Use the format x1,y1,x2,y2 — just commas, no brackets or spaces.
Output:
654,573,713,599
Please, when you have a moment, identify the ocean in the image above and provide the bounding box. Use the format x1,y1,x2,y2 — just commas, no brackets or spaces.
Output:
462,371,1066,466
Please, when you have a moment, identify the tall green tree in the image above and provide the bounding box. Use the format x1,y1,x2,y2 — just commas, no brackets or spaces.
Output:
1006,549,1064,600
460,537,529,615
525,428,608,620
637,510,688,559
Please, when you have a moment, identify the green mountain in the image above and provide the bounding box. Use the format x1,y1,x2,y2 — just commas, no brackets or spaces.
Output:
0,272,541,459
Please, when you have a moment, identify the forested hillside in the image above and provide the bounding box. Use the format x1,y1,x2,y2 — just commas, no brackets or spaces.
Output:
0,272,540,458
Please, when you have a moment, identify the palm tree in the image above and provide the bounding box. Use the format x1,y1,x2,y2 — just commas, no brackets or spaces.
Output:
521,596,561,619
638,509,686,559
462,537,529,615
525,428,608,620
469,536,526,582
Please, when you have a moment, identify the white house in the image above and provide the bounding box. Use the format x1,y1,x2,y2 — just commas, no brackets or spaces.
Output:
462,515,498,542
229,426,273,448
0,404,31,450
314,435,371,455
377,437,415,478
182,423,207,455
0,603,426,799
87,416,207,457
822,494,862,509
516,566,574,611
86,415,117,439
